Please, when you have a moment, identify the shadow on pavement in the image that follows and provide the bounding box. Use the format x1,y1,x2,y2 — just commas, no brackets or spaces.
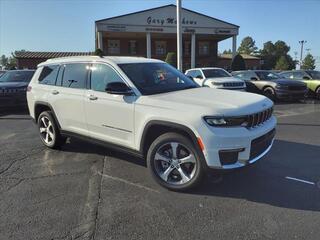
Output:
192,139,320,212
58,136,320,212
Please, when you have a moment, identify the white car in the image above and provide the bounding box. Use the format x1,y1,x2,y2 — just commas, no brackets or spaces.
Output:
27,56,276,191
185,67,246,90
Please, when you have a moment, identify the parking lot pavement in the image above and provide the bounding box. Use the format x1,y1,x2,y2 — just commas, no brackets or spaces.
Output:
1,101,320,240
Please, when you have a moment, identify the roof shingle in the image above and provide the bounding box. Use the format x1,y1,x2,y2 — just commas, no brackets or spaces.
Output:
14,51,94,59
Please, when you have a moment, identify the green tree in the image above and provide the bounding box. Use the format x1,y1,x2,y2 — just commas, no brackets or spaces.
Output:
238,36,258,55
301,53,316,70
231,54,246,71
222,49,232,54
275,56,290,70
165,52,177,67
260,40,295,70
94,48,104,57
0,55,8,68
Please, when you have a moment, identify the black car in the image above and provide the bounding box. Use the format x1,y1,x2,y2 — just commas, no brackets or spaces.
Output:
232,70,307,101
0,70,35,110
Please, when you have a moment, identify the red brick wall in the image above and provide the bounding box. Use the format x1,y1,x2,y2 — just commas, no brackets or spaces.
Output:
102,37,218,71
17,58,48,69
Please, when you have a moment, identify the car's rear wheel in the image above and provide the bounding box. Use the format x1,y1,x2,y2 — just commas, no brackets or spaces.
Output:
38,111,64,149
147,132,205,191
263,87,276,101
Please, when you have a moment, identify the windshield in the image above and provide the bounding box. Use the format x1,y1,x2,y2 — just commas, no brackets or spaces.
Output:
202,69,231,78
0,71,34,83
306,70,320,79
119,63,198,95
255,71,280,80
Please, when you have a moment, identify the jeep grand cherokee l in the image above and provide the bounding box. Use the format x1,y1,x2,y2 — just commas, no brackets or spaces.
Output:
27,56,276,191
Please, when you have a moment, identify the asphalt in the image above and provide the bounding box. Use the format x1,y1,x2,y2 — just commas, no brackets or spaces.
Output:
0,100,320,240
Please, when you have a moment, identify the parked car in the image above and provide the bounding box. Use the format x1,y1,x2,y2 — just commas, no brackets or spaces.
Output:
232,70,308,101
185,67,246,90
0,70,35,110
27,56,276,191
279,70,320,99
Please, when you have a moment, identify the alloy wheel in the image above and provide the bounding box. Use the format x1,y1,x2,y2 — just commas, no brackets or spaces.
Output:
153,142,197,185
39,116,55,145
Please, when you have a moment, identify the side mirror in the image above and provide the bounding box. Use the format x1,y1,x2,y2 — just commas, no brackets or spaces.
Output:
105,82,134,96
302,76,311,80
250,77,258,81
195,75,203,79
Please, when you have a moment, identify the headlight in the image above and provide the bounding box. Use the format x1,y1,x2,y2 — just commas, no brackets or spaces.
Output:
204,116,248,127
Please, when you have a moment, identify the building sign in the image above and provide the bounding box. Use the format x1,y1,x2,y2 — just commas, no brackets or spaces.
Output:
147,16,197,26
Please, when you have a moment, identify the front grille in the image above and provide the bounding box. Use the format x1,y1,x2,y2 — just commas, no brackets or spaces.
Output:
288,85,306,91
247,107,273,128
250,129,276,159
223,82,244,88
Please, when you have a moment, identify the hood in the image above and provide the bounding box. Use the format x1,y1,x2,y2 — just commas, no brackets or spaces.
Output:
270,79,306,86
138,87,273,116
0,82,29,89
204,76,244,83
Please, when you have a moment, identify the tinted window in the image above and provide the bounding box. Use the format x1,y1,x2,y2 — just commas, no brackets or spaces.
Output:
255,71,280,80
292,71,306,79
0,71,34,83
90,64,123,92
62,63,88,89
38,65,59,85
279,72,292,79
119,63,198,95
306,70,320,79
202,69,231,78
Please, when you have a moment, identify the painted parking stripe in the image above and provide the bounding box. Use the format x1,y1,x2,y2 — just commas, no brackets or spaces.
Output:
285,176,315,185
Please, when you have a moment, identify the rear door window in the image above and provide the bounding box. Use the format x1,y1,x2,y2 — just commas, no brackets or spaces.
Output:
62,63,88,89
38,65,59,85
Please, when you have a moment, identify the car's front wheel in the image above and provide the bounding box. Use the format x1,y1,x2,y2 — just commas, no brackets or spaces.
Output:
263,87,276,101
38,111,64,149
147,132,205,191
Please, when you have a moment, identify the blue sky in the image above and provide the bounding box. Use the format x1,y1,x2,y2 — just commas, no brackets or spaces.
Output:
0,0,319,68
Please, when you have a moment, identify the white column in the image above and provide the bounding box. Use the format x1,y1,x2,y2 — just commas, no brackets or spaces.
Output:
97,31,103,51
191,33,196,68
146,32,151,58
177,0,183,70
232,35,237,59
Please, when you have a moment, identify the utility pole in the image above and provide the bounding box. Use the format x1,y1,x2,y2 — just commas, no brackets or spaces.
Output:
177,0,182,71
299,40,306,69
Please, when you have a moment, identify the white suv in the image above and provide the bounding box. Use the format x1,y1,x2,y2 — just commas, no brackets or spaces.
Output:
185,67,246,90
27,56,276,191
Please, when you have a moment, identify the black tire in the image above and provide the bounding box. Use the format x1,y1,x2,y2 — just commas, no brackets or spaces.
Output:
37,111,64,149
147,132,205,191
263,87,276,101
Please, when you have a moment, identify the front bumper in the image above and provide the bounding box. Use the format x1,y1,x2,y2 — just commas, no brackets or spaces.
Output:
275,89,307,99
199,116,277,169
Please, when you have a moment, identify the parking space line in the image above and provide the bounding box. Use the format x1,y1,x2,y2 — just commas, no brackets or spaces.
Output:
99,172,160,193
285,176,315,185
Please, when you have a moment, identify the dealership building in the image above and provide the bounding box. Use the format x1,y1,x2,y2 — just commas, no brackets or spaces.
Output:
16,4,260,70
95,4,239,70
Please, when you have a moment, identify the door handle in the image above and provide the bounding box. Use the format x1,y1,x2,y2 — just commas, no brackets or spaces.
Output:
88,94,98,100
52,90,59,95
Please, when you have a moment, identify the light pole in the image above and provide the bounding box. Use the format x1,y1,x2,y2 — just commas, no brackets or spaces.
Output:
177,0,182,71
299,40,306,68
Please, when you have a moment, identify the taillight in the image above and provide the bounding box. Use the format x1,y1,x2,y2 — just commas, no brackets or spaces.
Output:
27,86,32,92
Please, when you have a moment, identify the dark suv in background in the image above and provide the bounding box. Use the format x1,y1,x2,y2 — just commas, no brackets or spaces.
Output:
232,70,307,101
0,70,35,111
